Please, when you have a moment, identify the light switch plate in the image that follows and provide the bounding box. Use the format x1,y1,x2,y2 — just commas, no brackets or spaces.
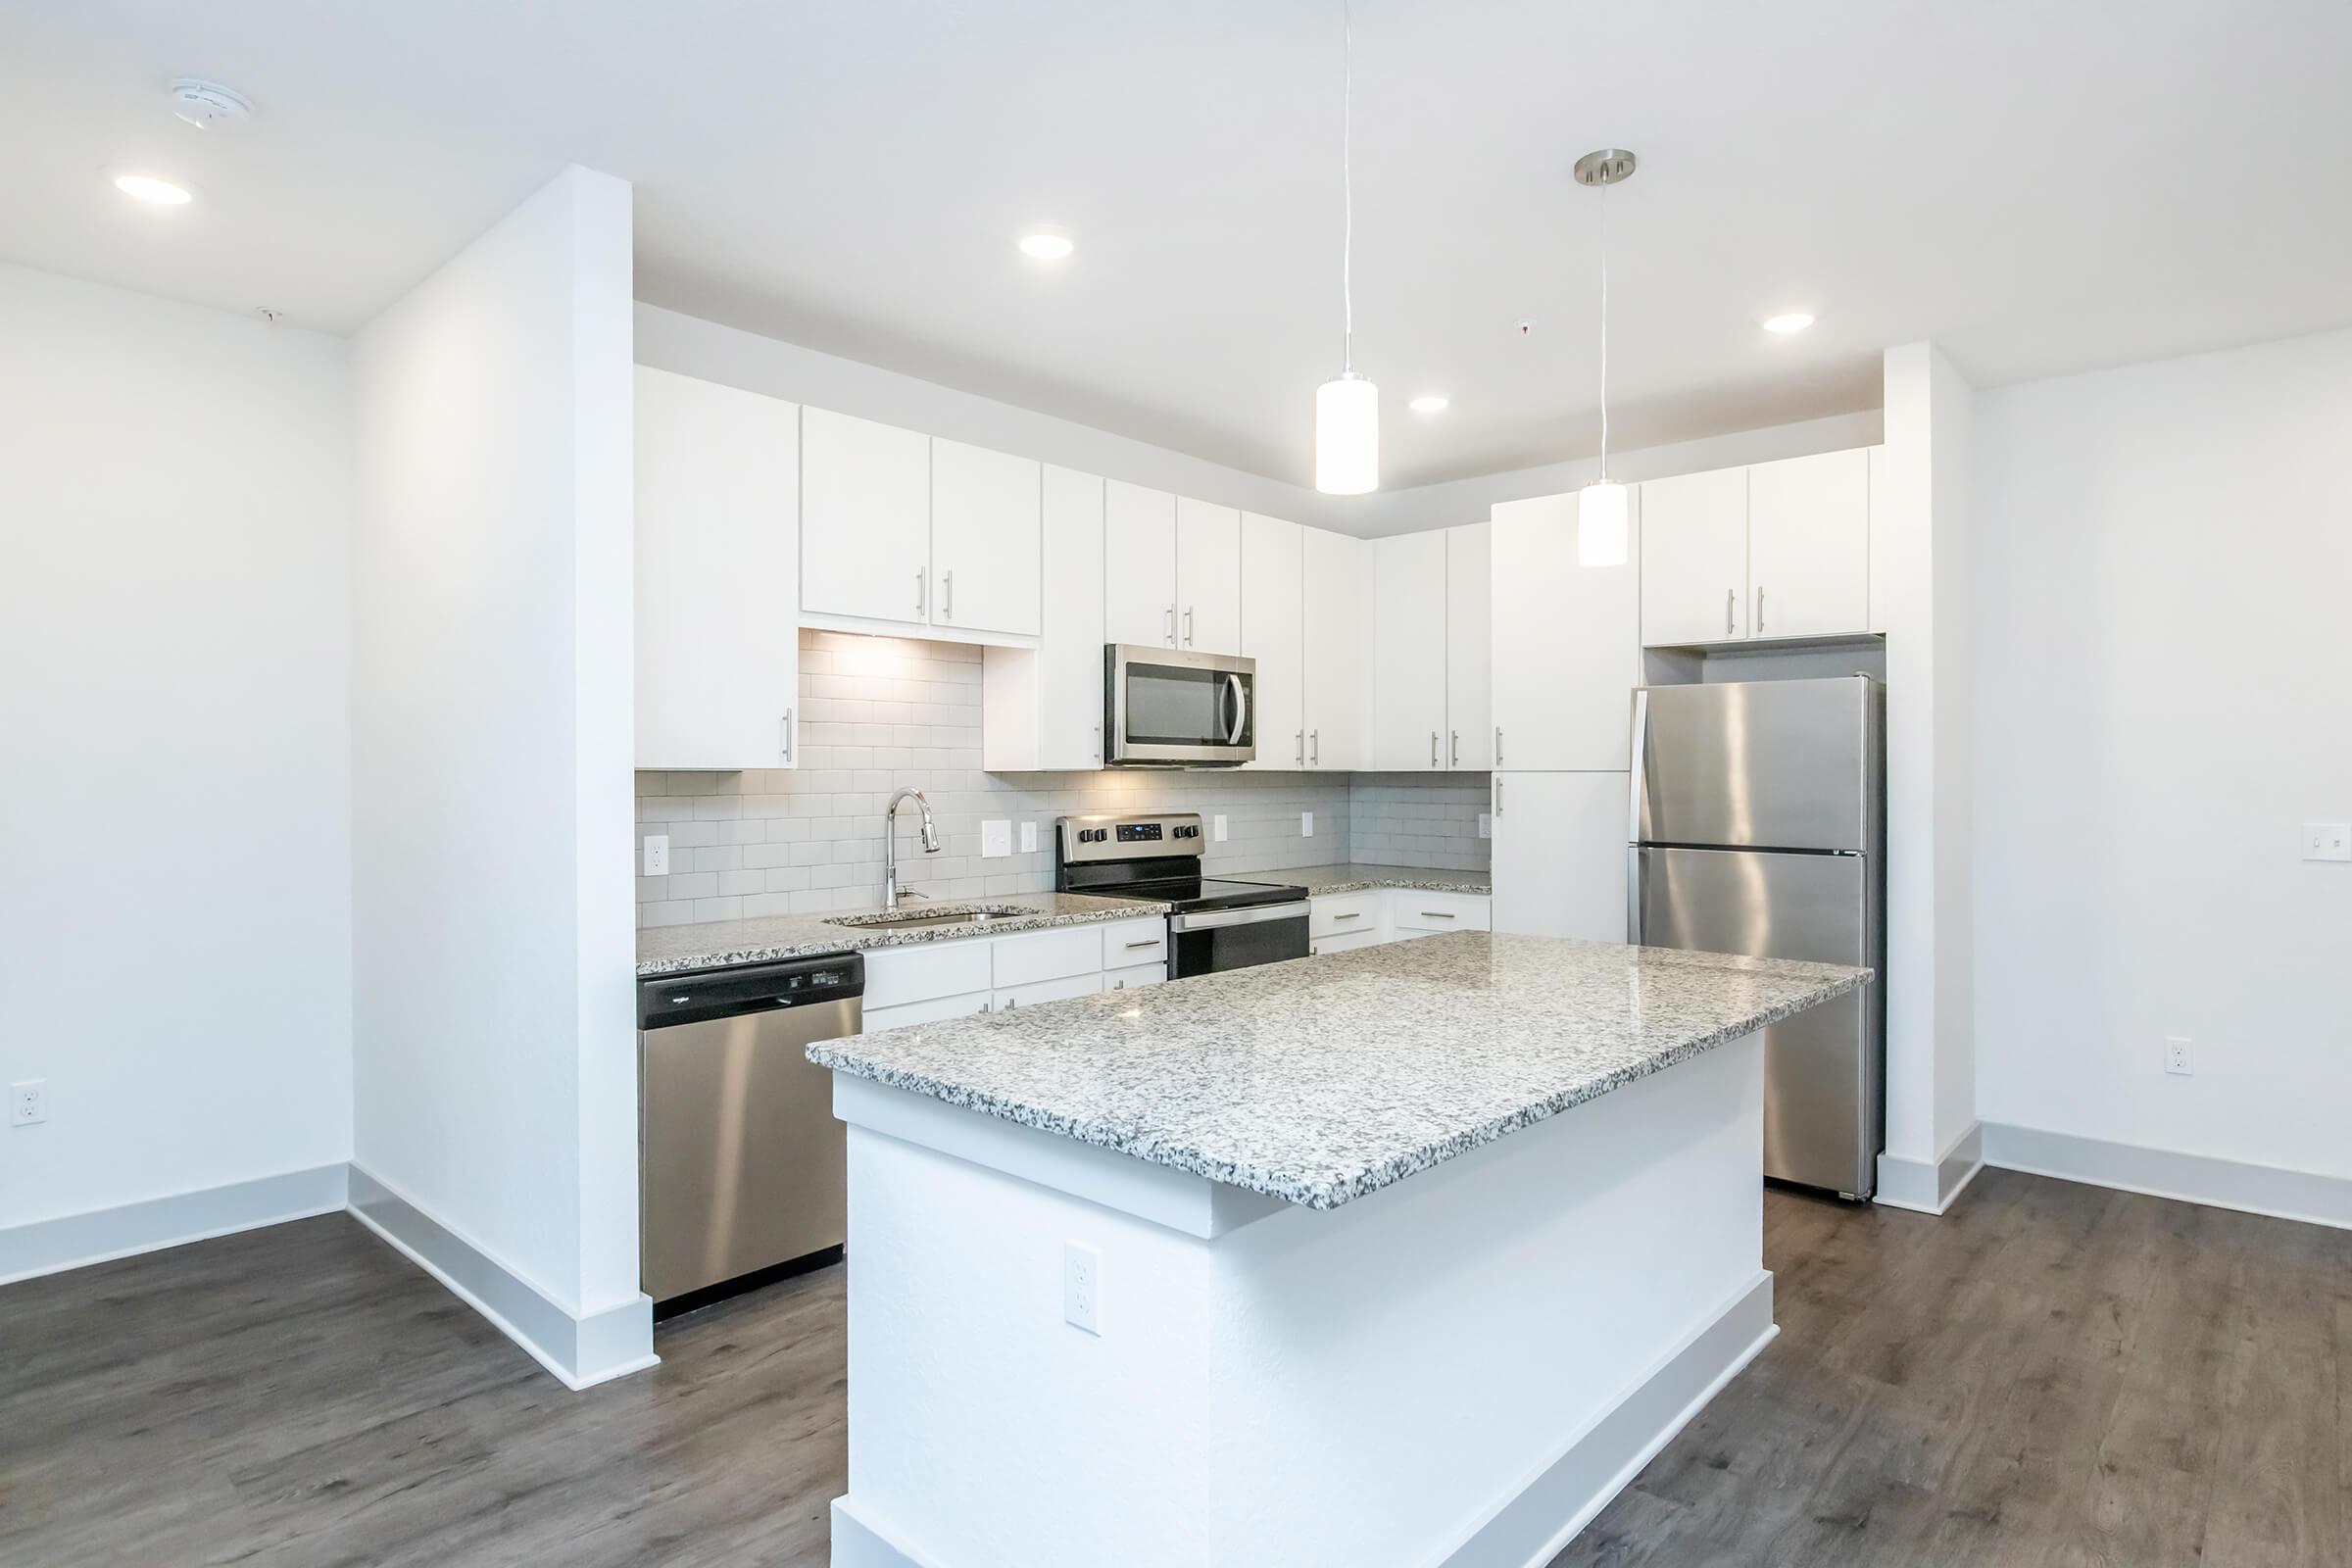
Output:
2303,823,2351,861
642,834,670,876
1213,814,1228,842
1477,812,1493,840
1020,821,1038,854
1300,810,1314,838
981,819,1012,859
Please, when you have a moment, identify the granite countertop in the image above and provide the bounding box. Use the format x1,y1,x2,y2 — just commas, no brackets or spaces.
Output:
636,892,1166,977
808,932,1866,1209
1285,863,1492,897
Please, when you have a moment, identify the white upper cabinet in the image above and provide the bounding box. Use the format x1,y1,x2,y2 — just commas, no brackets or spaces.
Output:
930,438,1042,638
1301,525,1365,770
1746,449,1870,640
1491,491,1641,770
1175,498,1243,656
1445,521,1493,770
1867,444,1888,634
983,465,1103,770
1638,466,1749,646
1240,512,1305,770
634,367,800,771
801,407,931,627
1373,530,1449,770
1103,480,1177,648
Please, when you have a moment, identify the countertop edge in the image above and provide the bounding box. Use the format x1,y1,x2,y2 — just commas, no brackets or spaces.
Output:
636,898,1173,978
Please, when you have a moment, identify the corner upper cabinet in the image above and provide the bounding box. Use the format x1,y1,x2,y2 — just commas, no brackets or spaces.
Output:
1491,491,1640,771
1746,448,1870,640
633,366,800,770
1175,498,1243,656
1372,529,1449,770
1638,466,1749,645
1240,512,1305,769
930,438,1042,637
1103,480,1177,648
801,407,931,627
982,465,1103,770
1445,521,1493,770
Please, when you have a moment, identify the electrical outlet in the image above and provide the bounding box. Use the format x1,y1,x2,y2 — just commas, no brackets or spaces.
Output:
642,834,670,876
2303,823,2351,862
2164,1036,2192,1076
1212,814,1228,843
1062,1241,1101,1335
1477,812,1493,840
981,819,1012,859
1020,820,1038,854
11,1080,45,1127
1300,810,1314,838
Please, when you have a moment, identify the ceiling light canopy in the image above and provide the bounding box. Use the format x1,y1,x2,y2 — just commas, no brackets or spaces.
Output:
113,172,192,205
1762,312,1815,333
1018,229,1073,260
1314,0,1377,495
1408,394,1448,414
1573,148,1635,567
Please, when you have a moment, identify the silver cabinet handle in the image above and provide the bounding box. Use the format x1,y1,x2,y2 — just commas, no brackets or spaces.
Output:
1431,730,1440,767
1495,726,1504,765
942,569,954,620
1755,585,1765,635
1295,729,1304,766
1184,607,1195,646
1420,910,1456,920
1095,721,1102,765
1495,776,1503,816
1124,938,1161,950
915,568,927,617
1309,728,1320,765
781,710,794,764
1165,604,1177,646
1450,730,1460,767
1004,996,1016,1009
1725,588,1735,636
1333,911,1362,921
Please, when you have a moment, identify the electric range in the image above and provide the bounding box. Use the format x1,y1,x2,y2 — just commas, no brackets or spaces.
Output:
1055,811,1309,977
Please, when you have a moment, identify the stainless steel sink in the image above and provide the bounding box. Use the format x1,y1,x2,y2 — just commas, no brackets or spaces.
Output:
825,903,1036,932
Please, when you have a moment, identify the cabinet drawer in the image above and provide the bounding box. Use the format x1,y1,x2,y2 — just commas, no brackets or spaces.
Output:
993,972,1103,1011
864,939,994,1008
1103,962,1167,993
1311,929,1384,956
993,925,1103,989
1101,917,1168,970
1391,893,1492,935
1309,892,1381,940
862,990,992,1032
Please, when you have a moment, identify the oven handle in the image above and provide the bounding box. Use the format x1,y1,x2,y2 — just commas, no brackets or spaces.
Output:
1168,901,1309,933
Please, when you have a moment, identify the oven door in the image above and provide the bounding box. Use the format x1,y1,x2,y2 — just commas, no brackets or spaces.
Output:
1168,903,1309,976
1106,645,1255,766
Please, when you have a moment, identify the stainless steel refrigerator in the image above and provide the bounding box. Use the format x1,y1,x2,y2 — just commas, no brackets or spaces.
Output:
1627,675,1886,1199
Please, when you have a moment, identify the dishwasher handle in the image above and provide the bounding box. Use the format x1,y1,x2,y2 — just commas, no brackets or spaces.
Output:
639,954,866,1028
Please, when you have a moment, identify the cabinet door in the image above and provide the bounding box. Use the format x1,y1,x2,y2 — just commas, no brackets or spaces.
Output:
930,437,1041,637
1103,480,1177,648
1240,512,1305,769
1175,498,1244,656
1300,525,1365,770
1747,449,1870,639
1040,466,1106,767
1638,466,1748,645
801,407,930,625
1373,530,1449,770
1867,445,1887,635
634,368,801,770
1490,771,1630,941
1492,492,1642,770
1445,521,1492,770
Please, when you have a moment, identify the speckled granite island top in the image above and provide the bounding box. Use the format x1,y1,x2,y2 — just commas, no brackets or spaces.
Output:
1287,862,1491,896
808,932,1866,1210
636,892,1165,977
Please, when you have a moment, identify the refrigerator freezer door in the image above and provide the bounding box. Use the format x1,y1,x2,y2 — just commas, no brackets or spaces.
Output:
1632,846,1879,1196
1632,676,1876,853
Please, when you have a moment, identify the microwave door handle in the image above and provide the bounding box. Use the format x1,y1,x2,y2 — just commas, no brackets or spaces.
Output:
1225,672,1248,745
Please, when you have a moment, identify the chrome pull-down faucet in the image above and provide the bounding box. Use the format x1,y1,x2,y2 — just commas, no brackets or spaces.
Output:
884,787,941,910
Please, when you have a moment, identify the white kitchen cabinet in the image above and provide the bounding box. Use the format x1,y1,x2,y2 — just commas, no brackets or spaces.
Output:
1104,963,1167,992
1445,521,1492,770
1867,445,1888,634
1490,771,1630,941
1175,498,1243,656
930,438,1041,637
1300,525,1366,770
862,991,994,1032
1746,449,1870,640
1103,480,1177,648
992,924,1102,989
981,466,1104,769
633,367,800,771
1100,917,1168,971
801,407,931,626
1491,491,1642,771
1240,512,1305,769
1638,466,1749,646
1373,530,1449,770
1308,891,1382,941
1310,929,1385,957
994,972,1104,1011
1391,892,1492,937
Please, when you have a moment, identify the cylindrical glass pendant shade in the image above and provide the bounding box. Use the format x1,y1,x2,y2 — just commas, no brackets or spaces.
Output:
1315,374,1380,495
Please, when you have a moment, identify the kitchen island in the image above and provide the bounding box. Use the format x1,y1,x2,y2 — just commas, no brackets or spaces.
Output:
810,932,1866,1568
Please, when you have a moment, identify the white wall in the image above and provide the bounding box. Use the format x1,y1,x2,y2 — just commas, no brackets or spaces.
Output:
1973,327,2352,1184
350,168,643,1339
0,264,353,1239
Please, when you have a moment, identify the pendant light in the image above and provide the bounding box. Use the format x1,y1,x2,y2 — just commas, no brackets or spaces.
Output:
1574,148,1636,565
1315,0,1378,494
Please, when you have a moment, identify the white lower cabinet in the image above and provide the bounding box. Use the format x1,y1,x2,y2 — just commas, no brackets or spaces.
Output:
1104,963,1167,992
1491,772,1629,941
861,990,994,1032
1100,917,1168,971
994,972,1102,1010
1310,929,1385,956
1391,892,1493,936
1308,892,1382,941
1306,888,1494,954
858,919,1159,1031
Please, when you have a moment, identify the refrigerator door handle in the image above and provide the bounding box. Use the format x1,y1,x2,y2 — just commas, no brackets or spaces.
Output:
1627,688,1650,845
1625,847,1643,946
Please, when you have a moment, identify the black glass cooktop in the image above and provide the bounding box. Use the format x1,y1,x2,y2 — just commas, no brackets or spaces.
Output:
1095,875,1305,914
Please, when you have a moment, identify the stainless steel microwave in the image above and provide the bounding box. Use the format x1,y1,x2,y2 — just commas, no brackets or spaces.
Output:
1104,645,1255,766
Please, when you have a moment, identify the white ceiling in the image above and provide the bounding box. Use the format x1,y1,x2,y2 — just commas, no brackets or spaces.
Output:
6,0,2350,490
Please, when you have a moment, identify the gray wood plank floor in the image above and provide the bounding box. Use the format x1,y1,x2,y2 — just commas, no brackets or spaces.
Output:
2,1167,2343,1565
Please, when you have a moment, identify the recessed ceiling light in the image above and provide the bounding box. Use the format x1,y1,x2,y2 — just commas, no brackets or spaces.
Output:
1018,229,1074,261
1408,395,1449,414
114,172,193,205
1761,312,1815,334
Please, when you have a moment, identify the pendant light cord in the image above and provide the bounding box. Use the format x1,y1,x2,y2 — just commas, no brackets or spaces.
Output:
1597,171,1609,483
1341,0,1354,375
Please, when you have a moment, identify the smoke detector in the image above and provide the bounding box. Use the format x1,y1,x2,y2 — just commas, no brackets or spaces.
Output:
169,79,253,129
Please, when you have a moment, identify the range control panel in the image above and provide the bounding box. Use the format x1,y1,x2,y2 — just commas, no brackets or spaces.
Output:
1059,811,1205,860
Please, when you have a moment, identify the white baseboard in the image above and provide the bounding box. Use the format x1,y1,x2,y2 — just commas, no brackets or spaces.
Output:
0,1163,349,1287
346,1164,657,1390
1875,1122,1984,1215
1981,1122,2352,1233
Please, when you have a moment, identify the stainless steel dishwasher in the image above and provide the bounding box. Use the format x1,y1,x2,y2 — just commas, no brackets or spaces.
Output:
638,953,863,1315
